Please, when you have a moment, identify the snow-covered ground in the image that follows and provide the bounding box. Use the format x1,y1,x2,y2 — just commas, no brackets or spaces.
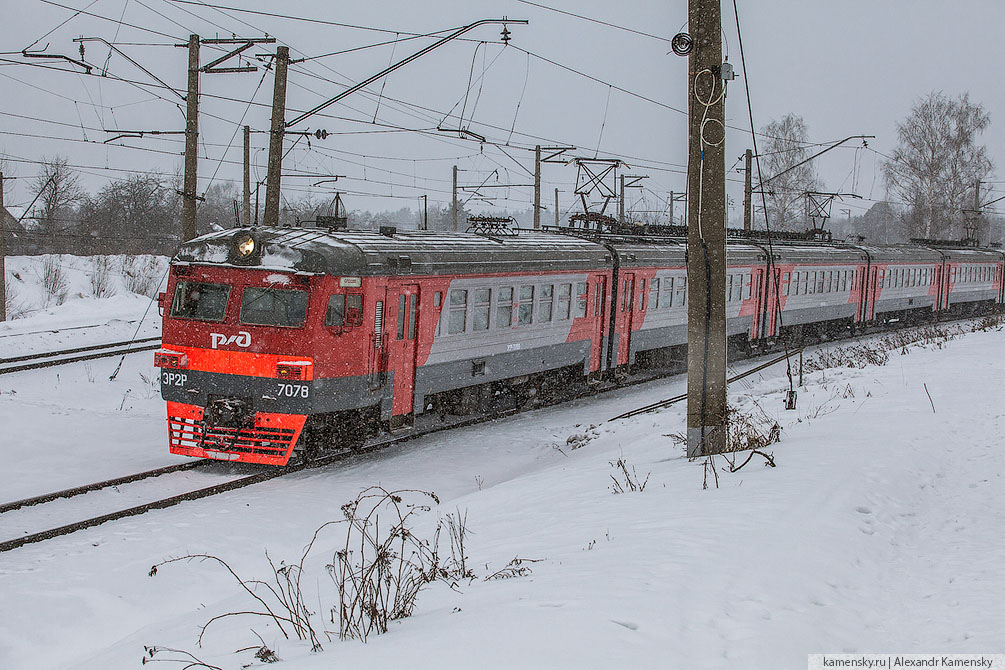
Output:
1,255,167,358
0,267,1002,669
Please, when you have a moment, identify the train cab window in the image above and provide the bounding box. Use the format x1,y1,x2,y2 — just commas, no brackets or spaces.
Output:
472,288,491,331
448,289,468,334
557,283,572,319
575,282,588,318
496,287,514,328
240,287,308,327
537,285,553,322
171,281,231,322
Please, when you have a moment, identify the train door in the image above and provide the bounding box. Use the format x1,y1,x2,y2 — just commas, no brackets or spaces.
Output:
868,267,879,321
752,269,765,339
934,265,944,312
591,276,607,372
615,272,635,366
388,283,419,421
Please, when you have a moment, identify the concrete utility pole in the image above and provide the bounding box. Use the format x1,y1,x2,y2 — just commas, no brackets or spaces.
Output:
452,165,459,231
619,174,625,225
243,125,251,227
263,46,289,228
0,171,7,322
533,145,542,229
422,194,428,230
181,34,200,242
555,188,559,227
743,148,752,231
686,0,728,458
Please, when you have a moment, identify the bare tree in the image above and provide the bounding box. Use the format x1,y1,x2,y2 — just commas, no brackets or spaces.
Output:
78,172,176,253
31,156,83,241
758,114,821,231
883,92,994,240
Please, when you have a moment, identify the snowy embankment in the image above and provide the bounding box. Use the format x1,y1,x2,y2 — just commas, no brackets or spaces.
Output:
0,282,1002,668
1,255,167,357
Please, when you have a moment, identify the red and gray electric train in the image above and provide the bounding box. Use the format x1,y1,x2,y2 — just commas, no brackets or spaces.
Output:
155,224,1005,465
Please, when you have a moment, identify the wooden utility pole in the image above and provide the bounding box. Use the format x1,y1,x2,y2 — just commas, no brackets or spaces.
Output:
181,34,200,242
743,148,753,231
686,0,728,457
555,187,559,227
263,46,289,227
243,125,251,227
452,165,459,231
533,145,542,229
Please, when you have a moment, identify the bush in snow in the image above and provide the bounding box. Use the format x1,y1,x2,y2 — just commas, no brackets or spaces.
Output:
121,255,163,297
149,487,449,656
37,255,69,306
3,274,28,319
88,255,115,299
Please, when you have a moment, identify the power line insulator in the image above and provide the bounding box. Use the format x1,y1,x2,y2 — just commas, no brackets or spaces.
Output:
314,129,328,140
671,32,693,56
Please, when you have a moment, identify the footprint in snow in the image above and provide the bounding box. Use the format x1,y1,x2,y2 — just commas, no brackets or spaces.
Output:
611,620,639,631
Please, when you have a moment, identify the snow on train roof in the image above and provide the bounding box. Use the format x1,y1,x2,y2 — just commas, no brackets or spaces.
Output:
174,226,612,276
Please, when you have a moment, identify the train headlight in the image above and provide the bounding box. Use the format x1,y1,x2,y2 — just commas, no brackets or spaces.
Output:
236,233,256,257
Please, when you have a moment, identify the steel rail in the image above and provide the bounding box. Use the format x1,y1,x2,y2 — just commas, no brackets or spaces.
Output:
0,339,161,374
0,460,209,514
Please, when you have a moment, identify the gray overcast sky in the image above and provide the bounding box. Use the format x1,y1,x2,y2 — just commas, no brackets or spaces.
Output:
2,0,1003,225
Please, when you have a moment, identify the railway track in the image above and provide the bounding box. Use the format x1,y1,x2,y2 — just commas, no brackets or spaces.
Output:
1,313,990,553
0,336,161,375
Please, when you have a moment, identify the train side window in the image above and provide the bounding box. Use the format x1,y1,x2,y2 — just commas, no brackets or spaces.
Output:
345,294,363,326
327,293,361,327
595,280,603,316
326,294,346,327
575,281,588,318
649,278,659,310
496,287,514,328
538,285,553,323
802,271,810,295
726,275,734,302
745,273,752,299
518,285,535,325
661,278,673,309
816,272,825,294
557,283,572,319
473,288,491,331
782,272,790,296
680,277,688,305
638,279,646,310
792,272,800,296
448,289,467,334
397,295,407,340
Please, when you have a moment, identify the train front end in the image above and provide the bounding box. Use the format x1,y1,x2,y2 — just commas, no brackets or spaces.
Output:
156,229,321,466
